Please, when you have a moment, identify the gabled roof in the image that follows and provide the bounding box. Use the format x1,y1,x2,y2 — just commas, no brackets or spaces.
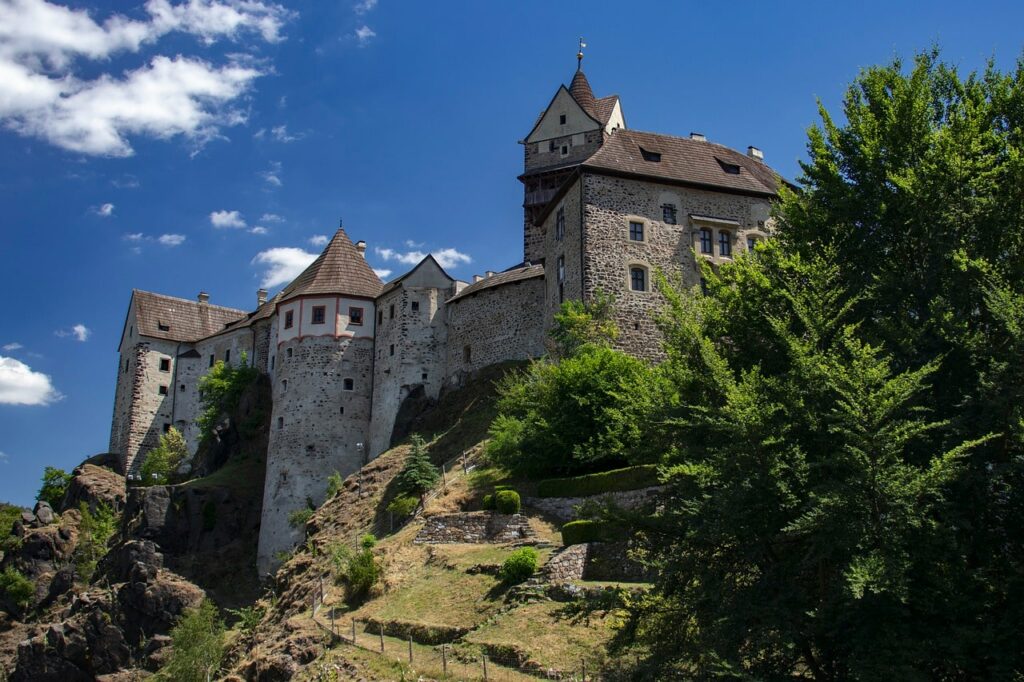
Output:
446,264,544,304
278,228,383,303
582,129,780,197
213,292,282,337
380,254,454,296
130,290,247,343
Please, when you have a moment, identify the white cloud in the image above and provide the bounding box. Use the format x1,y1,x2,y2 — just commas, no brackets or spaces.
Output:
0,355,61,405
355,25,376,44
269,124,300,142
375,245,472,270
111,174,139,188
56,323,90,341
93,202,115,217
260,212,284,223
123,232,145,241
210,209,246,228
158,233,185,246
260,160,282,187
373,268,391,279
3,342,23,351
0,0,292,156
309,234,328,247
0,450,7,464
249,226,268,235
354,0,377,14
252,246,316,288
404,239,423,248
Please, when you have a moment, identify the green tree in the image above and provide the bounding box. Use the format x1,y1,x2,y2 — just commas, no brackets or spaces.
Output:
196,354,260,443
36,466,71,509
549,290,619,358
75,501,118,582
487,344,667,477
0,566,34,612
394,435,439,496
139,427,188,485
159,600,225,682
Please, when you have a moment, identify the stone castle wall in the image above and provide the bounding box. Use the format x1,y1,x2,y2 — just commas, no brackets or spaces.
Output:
581,173,772,360
444,277,546,381
540,178,585,331
258,334,374,575
120,339,181,476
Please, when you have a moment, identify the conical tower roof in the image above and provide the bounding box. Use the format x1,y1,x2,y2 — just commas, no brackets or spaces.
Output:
569,68,596,115
278,228,382,302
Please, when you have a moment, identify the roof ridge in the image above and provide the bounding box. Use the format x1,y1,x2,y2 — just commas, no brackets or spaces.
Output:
134,289,248,314
617,128,771,166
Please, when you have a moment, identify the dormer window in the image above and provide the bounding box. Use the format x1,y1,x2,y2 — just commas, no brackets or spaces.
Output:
716,158,741,174
157,322,170,332
559,114,567,125
640,147,661,162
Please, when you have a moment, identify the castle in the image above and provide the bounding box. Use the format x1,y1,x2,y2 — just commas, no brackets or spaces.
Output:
109,60,781,574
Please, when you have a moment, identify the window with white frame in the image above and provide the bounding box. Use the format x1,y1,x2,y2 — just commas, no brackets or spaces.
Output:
629,221,644,241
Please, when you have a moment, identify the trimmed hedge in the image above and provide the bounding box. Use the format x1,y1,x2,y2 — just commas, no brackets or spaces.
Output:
537,464,660,498
499,547,538,584
561,519,628,546
494,490,521,514
482,494,495,511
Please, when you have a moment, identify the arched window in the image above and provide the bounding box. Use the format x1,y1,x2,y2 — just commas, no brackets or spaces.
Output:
629,266,648,292
718,230,732,257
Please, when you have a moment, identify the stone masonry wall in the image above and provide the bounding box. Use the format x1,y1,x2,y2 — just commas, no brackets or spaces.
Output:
122,339,181,476
414,512,536,544
445,277,546,382
523,486,664,524
541,177,584,331
581,173,773,360
543,542,650,583
258,334,374,575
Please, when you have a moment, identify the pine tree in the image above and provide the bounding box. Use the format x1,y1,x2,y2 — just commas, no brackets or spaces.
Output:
395,434,439,496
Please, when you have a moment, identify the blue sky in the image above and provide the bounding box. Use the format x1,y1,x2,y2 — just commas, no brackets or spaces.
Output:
1,0,1022,506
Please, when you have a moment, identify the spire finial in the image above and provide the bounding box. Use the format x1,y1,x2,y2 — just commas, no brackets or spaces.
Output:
577,36,586,70
338,217,343,229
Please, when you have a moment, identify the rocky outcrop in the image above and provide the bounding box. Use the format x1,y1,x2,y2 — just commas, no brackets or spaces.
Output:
60,458,126,514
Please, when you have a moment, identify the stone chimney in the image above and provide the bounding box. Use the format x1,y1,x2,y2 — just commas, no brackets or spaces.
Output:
747,146,764,160
690,132,706,142
257,288,268,306
355,240,367,257
197,291,210,304
472,274,484,283
485,270,496,278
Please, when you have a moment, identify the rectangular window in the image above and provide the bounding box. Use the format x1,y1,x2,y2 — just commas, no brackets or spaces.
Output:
343,378,354,391
559,114,566,125
158,385,168,395
225,349,231,364
560,145,568,156
378,310,383,325
311,305,326,325
271,356,275,370
389,304,395,319
209,354,215,368
699,228,713,254
630,267,646,292
349,307,364,325
389,344,395,356
548,140,556,152
463,345,471,363
719,231,732,257
411,301,419,313
555,207,565,242
179,384,185,392
284,310,294,329
277,417,284,430
747,236,757,252
421,373,428,381
662,204,677,224
124,358,129,373
556,255,565,283
159,358,170,372
629,221,644,241
163,423,171,433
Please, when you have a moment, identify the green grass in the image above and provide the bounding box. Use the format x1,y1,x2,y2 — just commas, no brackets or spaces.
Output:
429,544,553,572
536,464,661,498
182,450,265,496
357,564,502,630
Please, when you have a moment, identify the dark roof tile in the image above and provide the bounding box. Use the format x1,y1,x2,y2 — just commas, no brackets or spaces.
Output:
446,264,544,304
278,228,383,303
132,291,247,343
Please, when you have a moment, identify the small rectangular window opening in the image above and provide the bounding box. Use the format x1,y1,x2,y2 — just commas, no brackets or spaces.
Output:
225,349,231,363
555,207,565,242
699,228,713,254
311,305,326,325
349,307,364,325
640,147,661,162
662,204,677,224
378,310,383,325
629,221,644,241
559,113,566,124
719,231,732,257
284,310,294,329
286,347,293,358
163,423,171,433
277,417,284,429
158,385,168,395
463,345,471,363
157,322,170,332
159,358,170,372
411,301,419,313
343,378,354,391
209,354,215,368
630,267,647,292
389,304,395,319
389,344,395,356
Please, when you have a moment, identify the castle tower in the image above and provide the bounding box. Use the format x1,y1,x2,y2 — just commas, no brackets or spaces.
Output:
257,228,383,574
519,59,625,264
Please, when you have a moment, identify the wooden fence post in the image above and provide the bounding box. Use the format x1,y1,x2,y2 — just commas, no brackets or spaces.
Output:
442,644,447,676
582,658,587,681
379,623,385,651
351,619,356,645
408,635,413,663
482,654,488,681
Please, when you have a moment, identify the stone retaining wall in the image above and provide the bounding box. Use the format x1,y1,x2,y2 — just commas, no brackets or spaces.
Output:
524,486,664,524
414,512,535,544
543,541,651,583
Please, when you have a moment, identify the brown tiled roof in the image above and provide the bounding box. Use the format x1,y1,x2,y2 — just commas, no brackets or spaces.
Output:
446,264,544,304
132,290,247,343
583,129,780,197
214,292,282,337
591,95,619,127
569,69,596,114
278,228,383,303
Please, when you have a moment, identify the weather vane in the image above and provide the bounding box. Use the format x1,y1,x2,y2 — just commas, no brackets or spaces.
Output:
338,217,343,228
577,37,586,69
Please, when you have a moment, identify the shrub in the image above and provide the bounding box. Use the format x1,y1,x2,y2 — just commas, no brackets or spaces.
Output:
536,464,661,498
498,547,538,584
328,542,353,584
494,489,521,514
160,600,225,682
386,494,419,518
227,604,264,637
76,501,118,582
560,519,628,546
482,494,495,511
197,355,260,443
139,428,188,486
395,435,440,496
37,466,71,509
0,566,34,609
346,549,378,603
360,533,377,550
287,508,313,529
326,471,344,498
